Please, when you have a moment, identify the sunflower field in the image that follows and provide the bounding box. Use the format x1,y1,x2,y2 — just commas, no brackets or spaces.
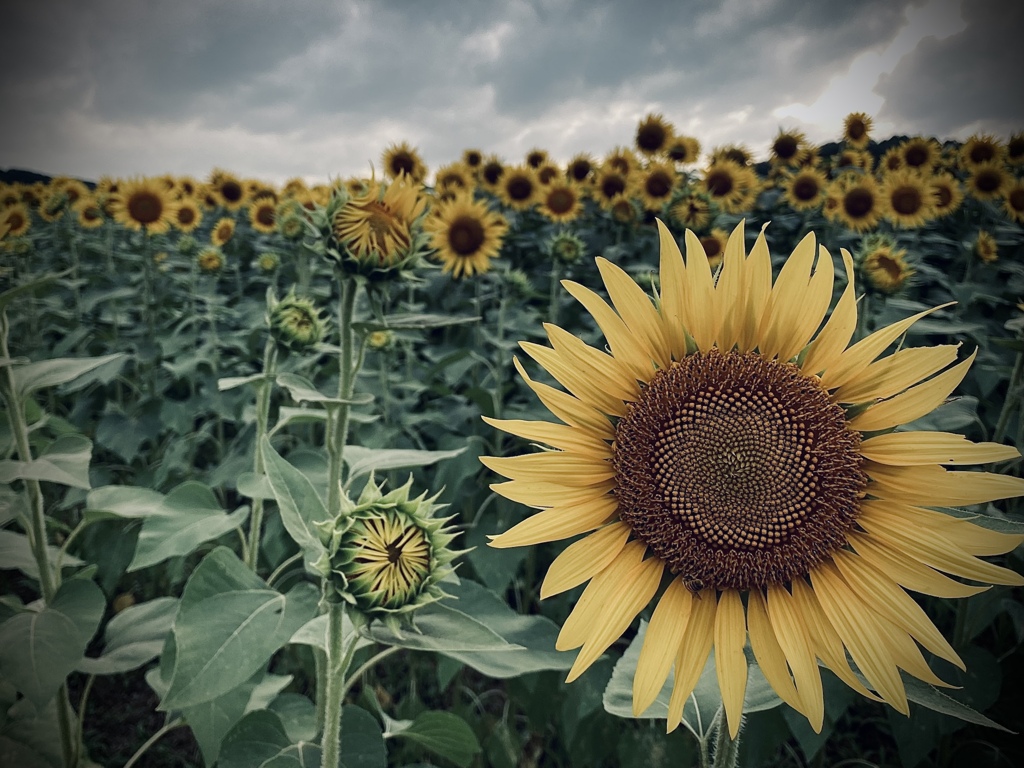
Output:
1,113,1023,768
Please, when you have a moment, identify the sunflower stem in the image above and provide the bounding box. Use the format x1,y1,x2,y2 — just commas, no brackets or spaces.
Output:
319,601,359,768
993,349,1023,445
246,339,278,571
548,260,561,326
710,711,741,768
328,275,359,514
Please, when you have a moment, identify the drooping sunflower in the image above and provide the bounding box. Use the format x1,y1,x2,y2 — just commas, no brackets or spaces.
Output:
783,168,827,212
209,169,248,211
482,220,1024,738
880,170,935,228
539,181,584,223
842,112,873,149
248,197,277,234
332,176,428,271
858,235,914,294
498,165,541,211
832,149,873,174
959,134,1005,171
1002,178,1024,225
434,162,475,196
566,153,596,185
769,129,809,168
666,136,702,166
638,163,678,212
966,162,1008,201
0,203,31,238
635,113,675,156
701,159,757,214
382,141,428,184
975,230,998,263
929,172,964,218
211,216,236,246
899,137,941,172
425,195,508,279
824,175,884,233
109,178,179,234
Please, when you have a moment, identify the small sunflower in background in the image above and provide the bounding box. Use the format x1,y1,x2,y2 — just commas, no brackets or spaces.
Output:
248,197,277,234
603,147,641,177
782,167,828,212
426,194,507,279
255,252,280,273
535,161,563,186
208,169,248,211
461,148,484,175
842,112,873,149
1,203,31,238
708,144,753,168
609,195,638,225
769,128,809,168
525,147,550,169
482,220,1024,738
211,216,236,246
433,162,475,197
697,227,730,270
479,155,506,193
832,148,873,174
174,176,201,199
55,178,89,206
539,181,584,223
637,163,677,213
879,146,905,173
73,197,105,229
929,172,964,218
669,195,711,231
1007,132,1024,166
825,174,884,233
498,165,541,211
1002,178,1024,225
975,230,999,264
966,162,1008,201
109,178,179,234
548,230,587,265
666,135,702,166
880,170,935,228
898,137,941,172
566,153,596,185
701,159,757,214
382,141,428,184
593,168,633,212
197,246,225,273
959,134,1005,170
858,234,914,294
635,113,675,157
173,198,203,233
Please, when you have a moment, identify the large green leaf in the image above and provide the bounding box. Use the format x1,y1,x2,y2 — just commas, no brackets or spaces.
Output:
161,582,319,710
276,373,373,407
388,710,481,768
0,579,104,707
339,705,386,768
76,596,178,675
342,446,466,483
217,708,291,768
0,529,83,581
602,620,782,734
903,671,1009,731
127,481,249,571
184,669,264,766
0,691,71,768
11,353,126,398
0,434,93,489
180,547,268,608
260,437,329,567
85,484,165,519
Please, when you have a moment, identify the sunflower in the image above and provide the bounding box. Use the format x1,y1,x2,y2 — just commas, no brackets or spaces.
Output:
482,220,1024,739
929,172,964,218
539,181,584,223
210,217,236,246
899,137,941,172
698,227,730,270
708,145,753,167
842,112,873,149
382,142,428,183
462,148,484,172
333,176,428,270
959,135,1005,170
593,169,633,212
197,246,225,273
480,155,506,192
975,230,998,263
783,168,827,211
635,113,675,156
879,146,905,173
701,159,757,214
0,185,20,208
669,195,711,231
525,148,550,169
170,197,202,233
73,197,104,229
174,176,201,199
858,235,914,293
56,179,89,206
881,170,935,228
434,163,474,196
209,169,248,211
498,166,541,211
1002,179,1024,224
426,195,507,279
770,129,809,168
109,178,178,234
198,184,222,210
0,203,30,238
832,149,873,174
966,162,1007,201
245,197,276,234
566,153,596,185
534,162,560,187
604,147,640,177
609,195,638,225
1007,132,1024,166
666,136,702,166
825,175,884,233
638,163,678,212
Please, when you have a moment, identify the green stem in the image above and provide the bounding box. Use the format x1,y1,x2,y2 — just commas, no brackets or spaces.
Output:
246,340,278,571
340,646,400,700
319,602,359,768
711,711,741,768
993,350,1023,444
76,674,96,763
123,717,185,768
548,260,561,325
327,276,359,514
855,291,872,342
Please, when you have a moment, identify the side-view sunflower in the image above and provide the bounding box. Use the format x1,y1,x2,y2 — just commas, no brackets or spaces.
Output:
832,148,873,174
482,220,1024,738
669,195,710,231
73,197,105,229
382,141,428,184
966,162,1008,201
880,170,935,228
109,178,179,234
462,148,484,173
842,112,873,149
333,176,429,272
1002,178,1024,225
498,165,541,211
434,162,475,196
858,234,914,294
211,216,236,246
708,144,753,167
536,161,563,186
635,113,675,156
930,172,964,218
697,227,730,271
975,230,998,263
1007,132,1024,166
824,175,884,233
783,167,827,211
539,181,584,223
638,163,678,212
1,203,31,238
425,194,508,279
248,197,277,234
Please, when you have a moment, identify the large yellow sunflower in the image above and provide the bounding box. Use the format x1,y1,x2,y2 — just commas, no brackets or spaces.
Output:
899,137,941,172
1,203,31,238
109,178,179,234
635,113,675,156
382,141,428,184
638,163,678,213
333,176,428,267
425,195,508,279
824,175,884,233
880,170,935,228
482,220,1024,738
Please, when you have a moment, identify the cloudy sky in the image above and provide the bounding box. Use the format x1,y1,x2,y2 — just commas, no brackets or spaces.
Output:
1,0,1021,185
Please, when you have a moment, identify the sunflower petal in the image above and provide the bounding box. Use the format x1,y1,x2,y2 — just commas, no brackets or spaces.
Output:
596,258,672,369
865,462,1024,507
488,495,618,548
541,521,632,599
657,219,688,360
633,579,693,716
520,341,628,417
860,431,1021,466
776,244,835,363
713,221,747,351
489,479,616,509
714,589,748,738
834,344,960,404
682,229,719,353
856,500,1024,556
767,584,824,733
666,590,717,732
737,224,773,354
513,357,615,438
847,532,988,598
562,281,656,380
480,452,614,486
545,324,640,402
482,417,610,458
801,249,857,376
747,589,803,712
757,231,818,361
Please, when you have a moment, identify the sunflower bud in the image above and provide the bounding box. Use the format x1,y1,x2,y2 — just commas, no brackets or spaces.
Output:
548,231,586,264
367,330,394,350
256,252,281,272
268,292,325,350
197,246,225,273
318,476,461,628
177,234,198,256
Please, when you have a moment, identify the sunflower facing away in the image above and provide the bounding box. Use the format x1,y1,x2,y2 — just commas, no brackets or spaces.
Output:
482,220,1024,738
425,195,508,279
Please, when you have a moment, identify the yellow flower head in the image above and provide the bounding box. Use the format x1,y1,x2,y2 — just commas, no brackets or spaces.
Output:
859,235,914,293
425,194,508,279
539,181,584,223
211,216,236,246
842,112,873,149
783,168,827,212
0,203,31,239
332,176,429,274
881,170,935,228
109,178,179,234
975,230,998,263
635,113,675,156
197,246,225,273
382,141,428,184
248,197,277,234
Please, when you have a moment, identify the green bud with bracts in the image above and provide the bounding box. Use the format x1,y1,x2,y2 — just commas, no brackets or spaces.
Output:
267,288,326,351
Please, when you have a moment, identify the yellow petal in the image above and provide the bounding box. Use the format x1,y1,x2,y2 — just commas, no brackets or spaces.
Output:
767,584,824,733
682,229,720,353
833,344,960,404
855,499,1024,556
832,549,963,669
847,531,988,598
860,431,1021,466
809,563,910,714
757,231,819,361
596,258,672,369
482,417,610,458
633,579,693,716
776,243,835,363
737,224,773,354
746,589,803,713
714,589,748,738
872,614,955,689
864,461,1024,507
489,478,616,509
667,590,717,732
480,452,614,486
562,281,656,381
545,324,640,402
488,495,618,548
848,351,976,432
713,221,747,352
541,521,632,599
567,554,663,682
802,249,857,376
657,219,688,360
514,357,615,439
820,302,955,391
520,341,628,417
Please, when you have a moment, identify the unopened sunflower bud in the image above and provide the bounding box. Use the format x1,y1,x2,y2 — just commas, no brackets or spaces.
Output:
367,330,394,350
549,231,586,264
256,252,281,272
197,246,225,273
269,293,325,350
177,234,198,256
